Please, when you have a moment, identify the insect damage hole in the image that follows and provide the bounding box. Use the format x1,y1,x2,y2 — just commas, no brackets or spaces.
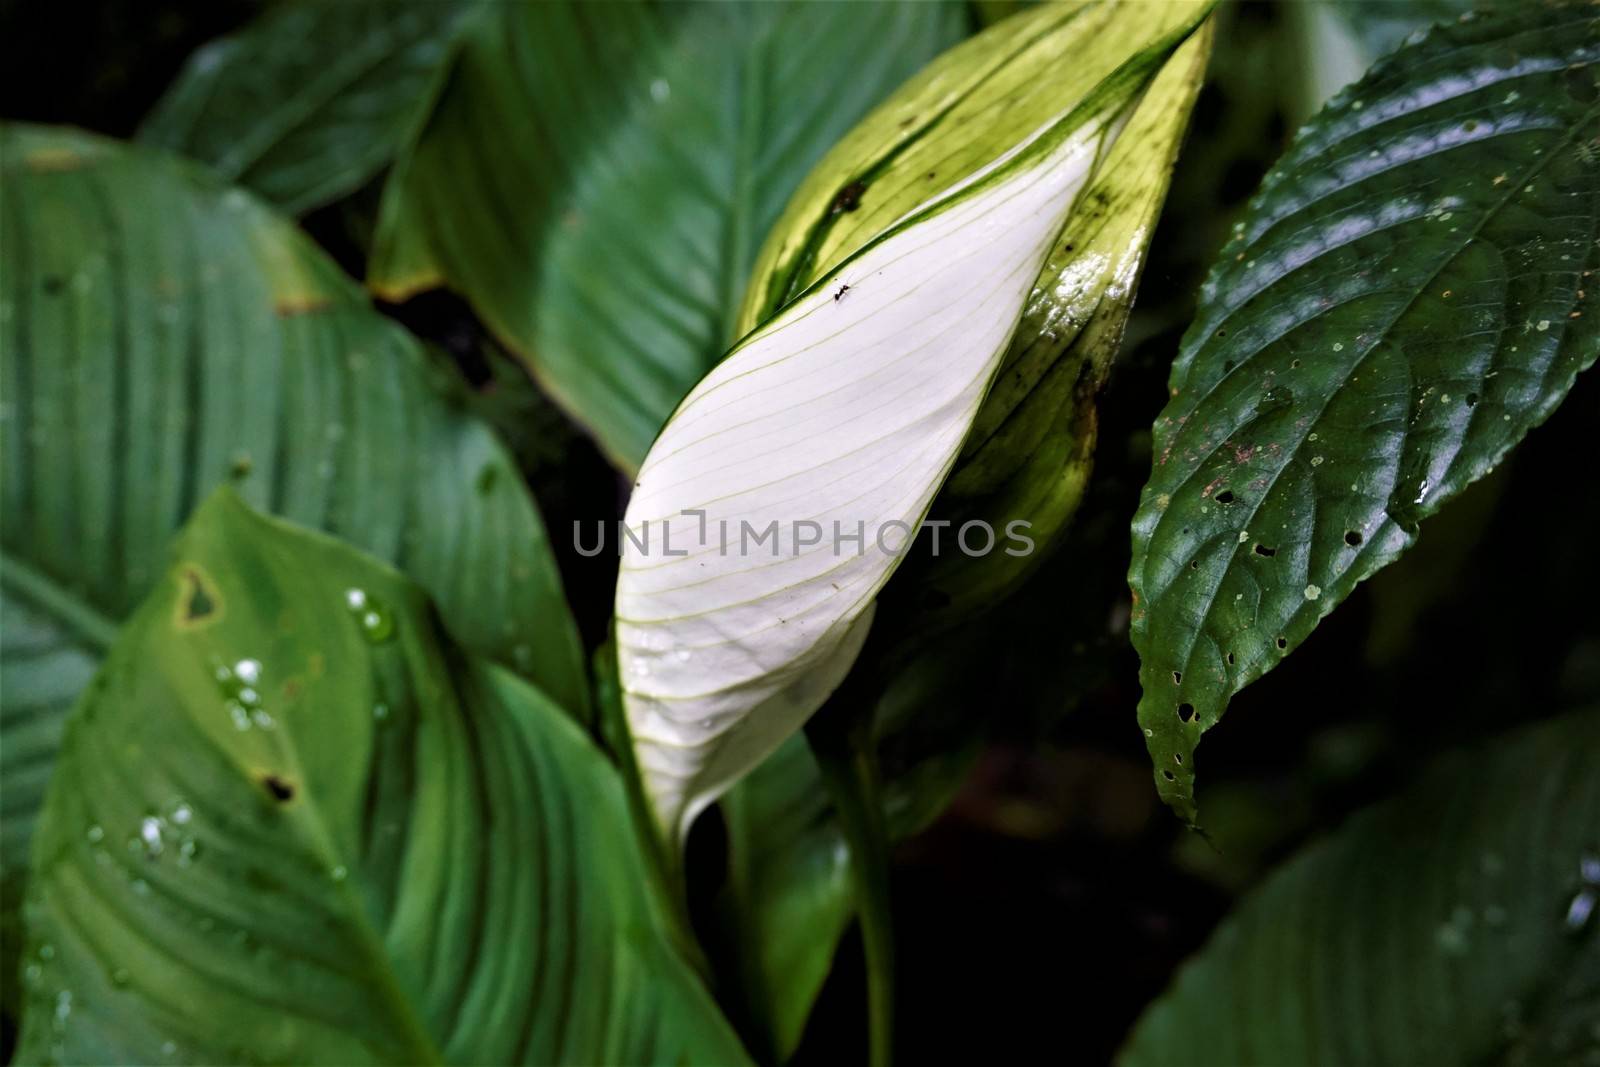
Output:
1215,490,1235,504
260,774,296,803
1177,702,1195,722
1253,543,1276,557
1345,530,1363,547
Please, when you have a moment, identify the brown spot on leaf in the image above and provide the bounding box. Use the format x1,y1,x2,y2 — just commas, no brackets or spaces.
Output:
173,566,223,630
260,774,296,803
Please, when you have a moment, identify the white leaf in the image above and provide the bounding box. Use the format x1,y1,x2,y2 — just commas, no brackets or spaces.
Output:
617,5,1213,843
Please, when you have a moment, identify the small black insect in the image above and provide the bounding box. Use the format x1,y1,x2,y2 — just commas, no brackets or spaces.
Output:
833,283,851,302
829,181,866,215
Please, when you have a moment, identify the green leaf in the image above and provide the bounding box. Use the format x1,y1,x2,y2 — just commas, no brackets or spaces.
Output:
893,20,1213,633
368,0,968,470
1120,709,1600,1066
1286,0,1478,123
1330,0,1478,60
137,0,472,215
14,491,750,1065
718,624,989,1060
1127,4,1600,823
0,123,586,1008
617,0,1213,849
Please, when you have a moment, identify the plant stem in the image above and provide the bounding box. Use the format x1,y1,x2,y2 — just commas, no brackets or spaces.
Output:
808,697,896,1067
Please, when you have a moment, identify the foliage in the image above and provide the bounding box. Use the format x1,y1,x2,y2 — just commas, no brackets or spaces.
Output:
1122,709,1600,1066
2,1,1597,1063
1128,2,1600,823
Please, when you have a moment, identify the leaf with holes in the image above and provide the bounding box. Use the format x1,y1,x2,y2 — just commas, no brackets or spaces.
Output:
1127,4,1600,823
14,491,749,1065
1121,708,1600,1066
616,0,1215,848
138,0,473,215
368,0,968,470
0,123,586,1011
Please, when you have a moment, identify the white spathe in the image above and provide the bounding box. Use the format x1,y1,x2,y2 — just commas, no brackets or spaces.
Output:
617,110,1120,843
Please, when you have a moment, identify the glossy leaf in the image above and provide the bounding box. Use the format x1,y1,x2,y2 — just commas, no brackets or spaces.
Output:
1128,5,1600,822
1289,0,1476,121
138,0,472,215
897,21,1214,631
617,0,1214,844
15,491,749,1065
1121,709,1600,1066
1331,0,1477,60
0,124,586,1005
369,0,967,469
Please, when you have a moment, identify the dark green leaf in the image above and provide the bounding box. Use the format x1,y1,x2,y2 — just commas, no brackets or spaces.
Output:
15,491,749,1064
0,124,586,1007
1331,0,1477,59
138,0,471,215
1128,4,1600,822
368,0,967,470
1121,709,1600,1066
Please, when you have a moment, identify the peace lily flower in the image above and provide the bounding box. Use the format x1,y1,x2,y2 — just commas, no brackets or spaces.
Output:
616,0,1216,845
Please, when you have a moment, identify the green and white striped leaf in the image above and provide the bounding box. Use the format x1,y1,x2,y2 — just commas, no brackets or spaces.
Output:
1127,4,1600,824
15,491,749,1065
0,124,586,1011
369,0,967,470
1121,709,1600,1066
713,20,1215,1050
617,2,1216,845
898,19,1214,632
138,0,472,215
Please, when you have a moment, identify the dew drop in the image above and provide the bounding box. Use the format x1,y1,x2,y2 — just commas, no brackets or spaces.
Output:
1564,890,1595,931
344,589,395,643
138,816,165,858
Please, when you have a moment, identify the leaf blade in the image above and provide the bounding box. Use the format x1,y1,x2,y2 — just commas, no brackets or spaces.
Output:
1127,4,1600,821
618,3,1216,843
14,492,749,1065
1120,709,1600,1066
137,0,472,214
367,0,969,470
0,123,587,1005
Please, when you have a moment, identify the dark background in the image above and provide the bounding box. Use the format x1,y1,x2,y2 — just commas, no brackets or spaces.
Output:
4,1,1597,1062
